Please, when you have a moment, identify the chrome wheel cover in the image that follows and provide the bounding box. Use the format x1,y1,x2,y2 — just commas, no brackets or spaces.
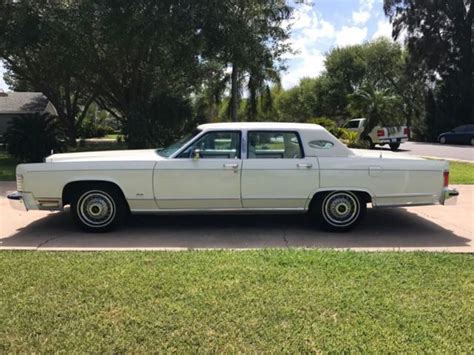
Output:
322,191,360,227
77,190,116,228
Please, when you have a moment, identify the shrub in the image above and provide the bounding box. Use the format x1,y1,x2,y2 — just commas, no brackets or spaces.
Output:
339,128,368,148
5,113,66,162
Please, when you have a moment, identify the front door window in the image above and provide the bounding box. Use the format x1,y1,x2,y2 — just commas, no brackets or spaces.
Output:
178,131,241,159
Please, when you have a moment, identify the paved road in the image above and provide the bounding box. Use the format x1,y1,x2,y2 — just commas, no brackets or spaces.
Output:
375,141,474,162
1,182,472,252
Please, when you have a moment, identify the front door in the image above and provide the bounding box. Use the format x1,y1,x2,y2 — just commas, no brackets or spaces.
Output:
154,131,242,209
241,131,319,209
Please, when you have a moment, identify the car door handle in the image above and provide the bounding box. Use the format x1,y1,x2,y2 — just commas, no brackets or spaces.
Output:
223,163,239,169
297,163,312,168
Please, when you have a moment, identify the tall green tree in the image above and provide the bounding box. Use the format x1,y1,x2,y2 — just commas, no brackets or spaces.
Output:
203,0,292,122
0,1,95,146
74,0,207,148
384,0,473,139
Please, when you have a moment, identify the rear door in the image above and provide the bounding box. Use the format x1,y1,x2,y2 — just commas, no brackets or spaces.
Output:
241,130,319,209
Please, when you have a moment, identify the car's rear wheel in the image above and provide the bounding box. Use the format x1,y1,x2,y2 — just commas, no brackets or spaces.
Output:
439,136,447,144
311,191,366,232
470,137,474,146
71,185,128,232
389,143,400,151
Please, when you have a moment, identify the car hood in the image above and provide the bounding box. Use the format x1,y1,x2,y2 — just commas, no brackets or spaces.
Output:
45,149,164,163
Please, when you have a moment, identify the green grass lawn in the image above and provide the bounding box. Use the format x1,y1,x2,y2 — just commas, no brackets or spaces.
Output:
0,251,472,352
449,161,474,184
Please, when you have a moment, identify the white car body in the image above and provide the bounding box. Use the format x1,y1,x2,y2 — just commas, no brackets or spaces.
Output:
344,118,409,148
9,122,457,231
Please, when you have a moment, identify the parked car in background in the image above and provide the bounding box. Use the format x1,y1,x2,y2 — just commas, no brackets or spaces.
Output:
438,125,474,145
8,122,457,233
344,118,409,151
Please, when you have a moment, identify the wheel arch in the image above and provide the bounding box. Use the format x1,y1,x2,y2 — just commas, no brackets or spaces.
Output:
306,188,373,211
62,180,128,209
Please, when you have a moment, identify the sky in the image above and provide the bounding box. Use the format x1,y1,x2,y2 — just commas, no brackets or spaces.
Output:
0,0,394,92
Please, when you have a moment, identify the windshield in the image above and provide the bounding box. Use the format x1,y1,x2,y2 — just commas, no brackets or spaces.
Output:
157,129,201,158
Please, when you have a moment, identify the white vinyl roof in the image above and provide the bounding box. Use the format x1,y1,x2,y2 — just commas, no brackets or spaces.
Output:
198,122,325,131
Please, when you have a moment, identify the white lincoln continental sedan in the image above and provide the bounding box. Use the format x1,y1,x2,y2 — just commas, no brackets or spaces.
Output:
8,122,458,232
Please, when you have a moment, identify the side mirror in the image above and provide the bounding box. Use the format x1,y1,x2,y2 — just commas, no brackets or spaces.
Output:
192,148,201,160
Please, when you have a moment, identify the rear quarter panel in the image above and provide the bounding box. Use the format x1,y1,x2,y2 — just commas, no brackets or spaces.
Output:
318,156,447,206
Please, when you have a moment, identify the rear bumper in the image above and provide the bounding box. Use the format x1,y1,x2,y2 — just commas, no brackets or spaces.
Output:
378,137,408,144
440,187,459,205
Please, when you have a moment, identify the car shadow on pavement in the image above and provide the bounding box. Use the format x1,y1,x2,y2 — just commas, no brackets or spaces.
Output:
1,207,471,250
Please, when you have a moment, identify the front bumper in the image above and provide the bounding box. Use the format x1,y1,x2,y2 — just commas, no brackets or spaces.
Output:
6,191,62,211
440,187,459,205
7,191,27,211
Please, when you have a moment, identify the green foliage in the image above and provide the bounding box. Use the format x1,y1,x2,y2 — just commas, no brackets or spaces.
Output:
384,0,473,140
273,39,418,129
341,129,367,148
78,106,116,138
348,86,403,138
0,251,472,352
0,1,95,145
5,113,66,162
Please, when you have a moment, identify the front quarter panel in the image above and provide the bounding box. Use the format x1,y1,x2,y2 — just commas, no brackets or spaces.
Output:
18,161,157,210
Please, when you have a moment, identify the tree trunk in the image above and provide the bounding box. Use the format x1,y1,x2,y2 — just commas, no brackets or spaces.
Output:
230,62,239,122
63,114,77,147
125,108,148,149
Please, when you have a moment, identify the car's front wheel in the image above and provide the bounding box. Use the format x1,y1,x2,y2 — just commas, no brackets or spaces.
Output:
311,191,366,232
71,184,128,232
470,137,474,146
439,136,447,144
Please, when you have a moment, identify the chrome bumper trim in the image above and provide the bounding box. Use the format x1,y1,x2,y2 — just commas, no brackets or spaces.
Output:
441,187,459,205
7,191,27,211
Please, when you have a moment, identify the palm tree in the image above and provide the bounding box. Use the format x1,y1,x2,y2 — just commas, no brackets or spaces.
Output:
348,86,403,140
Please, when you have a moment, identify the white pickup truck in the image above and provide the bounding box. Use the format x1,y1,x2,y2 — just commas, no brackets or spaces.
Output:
344,118,409,151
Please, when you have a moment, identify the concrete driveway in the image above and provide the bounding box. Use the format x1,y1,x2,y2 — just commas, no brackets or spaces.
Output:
1,182,472,252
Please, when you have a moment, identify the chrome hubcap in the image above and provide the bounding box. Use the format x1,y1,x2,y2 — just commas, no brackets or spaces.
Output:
77,191,116,228
323,192,360,227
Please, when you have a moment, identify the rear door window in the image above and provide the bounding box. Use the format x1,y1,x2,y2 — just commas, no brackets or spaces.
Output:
247,131,303,159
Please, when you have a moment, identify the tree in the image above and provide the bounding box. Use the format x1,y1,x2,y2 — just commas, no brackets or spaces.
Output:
274,38,422,128
73,0,208,148
348,86,403,139
384,0,473,139
203,0,292,122
0,1,95,146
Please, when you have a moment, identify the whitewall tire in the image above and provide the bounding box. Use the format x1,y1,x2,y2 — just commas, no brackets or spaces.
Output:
71,184,128,232
311,191,366,232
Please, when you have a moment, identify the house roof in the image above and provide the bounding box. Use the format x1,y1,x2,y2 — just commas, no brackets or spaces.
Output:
0,92,50,114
